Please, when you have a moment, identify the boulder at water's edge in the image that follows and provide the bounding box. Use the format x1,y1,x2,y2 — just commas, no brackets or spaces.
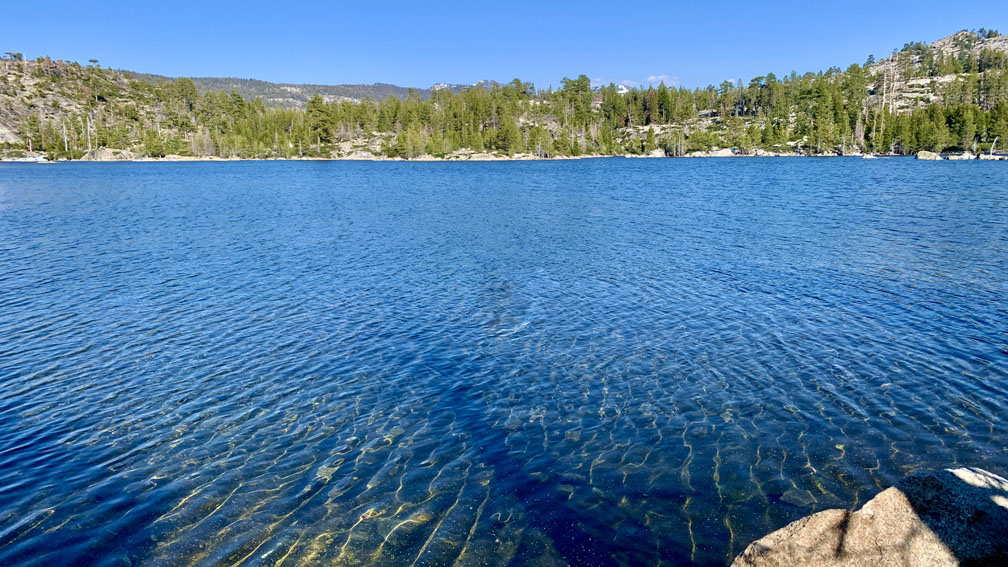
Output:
731,467,1008,567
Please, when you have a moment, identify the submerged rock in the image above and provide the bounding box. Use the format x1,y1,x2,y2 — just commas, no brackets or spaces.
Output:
732,467,1008,567
779,487,817,508
916,150,943,160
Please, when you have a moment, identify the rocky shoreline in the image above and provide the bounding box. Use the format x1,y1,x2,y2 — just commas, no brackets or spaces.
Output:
3,146,1006,163
732,467,1008,567
0,146,795,162
916,150,1008,160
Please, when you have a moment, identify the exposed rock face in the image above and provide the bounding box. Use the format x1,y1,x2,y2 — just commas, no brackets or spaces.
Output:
868,31,1008,112
930,30,1008,60
342,150,376,160
467,152,500,160
732,468,1008,567
947,151,975,160
917,150,943,160
0,122,19,144
81,148,139,161
687,148,735,157
749,148,799,157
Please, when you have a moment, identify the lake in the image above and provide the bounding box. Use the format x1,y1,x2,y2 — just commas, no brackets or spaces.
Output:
0,158,1005,567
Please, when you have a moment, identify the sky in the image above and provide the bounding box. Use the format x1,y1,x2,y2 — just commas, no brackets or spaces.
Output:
3,1,1007,91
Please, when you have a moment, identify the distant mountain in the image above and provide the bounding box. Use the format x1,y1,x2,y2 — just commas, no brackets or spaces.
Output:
126,73,491,108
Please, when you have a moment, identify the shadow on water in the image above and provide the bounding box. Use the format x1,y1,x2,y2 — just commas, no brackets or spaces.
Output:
440,380,674,567
898,468,1008,565
738,468,1008,566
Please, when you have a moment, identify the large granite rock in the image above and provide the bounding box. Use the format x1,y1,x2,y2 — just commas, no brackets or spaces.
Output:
687,148,735,157
81,148,139,161
947,151,975,160
732,467,1008,567
342,149,376,160
916,150,943,160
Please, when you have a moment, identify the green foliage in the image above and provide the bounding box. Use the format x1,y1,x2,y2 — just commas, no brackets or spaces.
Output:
687,130,718,152
5,38,1008,160
143,129,165,157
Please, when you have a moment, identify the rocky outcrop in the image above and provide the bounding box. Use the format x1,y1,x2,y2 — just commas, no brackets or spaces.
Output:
947,151,975,160
687,148,735,157
468,152,500,160
732,467,1008,567
748,148,800,157
342,149,376,160
0,121,19,144
916,150,943,160
869,31,1008,112
81,148,139,161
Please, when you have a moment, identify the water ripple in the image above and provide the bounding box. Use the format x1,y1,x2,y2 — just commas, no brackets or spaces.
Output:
0,159,1005,566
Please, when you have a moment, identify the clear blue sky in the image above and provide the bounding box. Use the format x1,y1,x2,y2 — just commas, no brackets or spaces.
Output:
3,1,1006,90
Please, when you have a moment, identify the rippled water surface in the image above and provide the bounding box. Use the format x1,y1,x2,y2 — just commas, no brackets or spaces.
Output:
1,158,1006,566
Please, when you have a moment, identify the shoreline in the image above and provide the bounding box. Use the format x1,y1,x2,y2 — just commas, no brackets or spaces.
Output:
0,153,898,164
2,151,1005,164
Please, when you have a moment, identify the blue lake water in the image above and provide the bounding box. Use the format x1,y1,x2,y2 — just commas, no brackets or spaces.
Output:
0,158,1006,567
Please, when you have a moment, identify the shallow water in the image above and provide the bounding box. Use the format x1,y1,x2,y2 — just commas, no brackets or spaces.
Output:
0,158,1005,566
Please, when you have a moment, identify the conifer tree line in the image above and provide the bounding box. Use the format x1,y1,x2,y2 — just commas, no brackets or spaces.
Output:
3,33,1008,160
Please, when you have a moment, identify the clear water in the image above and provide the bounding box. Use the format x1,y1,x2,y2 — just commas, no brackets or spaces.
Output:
0,158,1005,567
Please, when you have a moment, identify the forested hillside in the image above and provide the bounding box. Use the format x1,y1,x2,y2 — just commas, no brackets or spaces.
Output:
2,29,1007,160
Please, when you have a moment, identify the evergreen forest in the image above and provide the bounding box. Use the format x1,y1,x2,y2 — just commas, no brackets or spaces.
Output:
2,29,1008,160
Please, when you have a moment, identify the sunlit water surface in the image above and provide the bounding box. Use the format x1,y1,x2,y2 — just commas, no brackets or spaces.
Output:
0,158,1006,567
